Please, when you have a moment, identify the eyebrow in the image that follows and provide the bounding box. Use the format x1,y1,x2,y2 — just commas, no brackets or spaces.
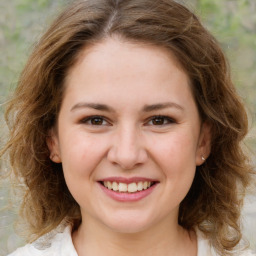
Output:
142,102,184,112
70,103,116,112
71,101,184,113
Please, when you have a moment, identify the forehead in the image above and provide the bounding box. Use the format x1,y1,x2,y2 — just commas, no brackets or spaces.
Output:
63,37,194,109
66,38,188,81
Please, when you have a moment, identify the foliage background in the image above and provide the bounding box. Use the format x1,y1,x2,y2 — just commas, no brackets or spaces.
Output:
0,0,255,254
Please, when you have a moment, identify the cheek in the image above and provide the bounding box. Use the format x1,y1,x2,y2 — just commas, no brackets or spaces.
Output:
60,134,110,206
151,131,198,164
60,132,109,177
150,131,197,185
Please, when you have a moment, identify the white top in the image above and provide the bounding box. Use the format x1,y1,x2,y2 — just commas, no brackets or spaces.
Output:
8,225,255,256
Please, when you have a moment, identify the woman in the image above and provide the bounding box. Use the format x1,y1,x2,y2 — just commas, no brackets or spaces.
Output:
1,0,255,255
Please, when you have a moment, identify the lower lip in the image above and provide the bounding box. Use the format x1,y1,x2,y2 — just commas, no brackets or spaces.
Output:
99,183,157,202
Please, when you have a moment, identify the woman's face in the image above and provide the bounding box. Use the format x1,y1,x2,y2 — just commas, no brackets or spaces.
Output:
48,38,211,233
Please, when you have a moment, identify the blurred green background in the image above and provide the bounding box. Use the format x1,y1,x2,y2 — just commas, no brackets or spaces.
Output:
0,0,255,254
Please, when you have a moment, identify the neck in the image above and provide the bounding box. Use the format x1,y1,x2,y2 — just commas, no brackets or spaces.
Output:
72,215,197,256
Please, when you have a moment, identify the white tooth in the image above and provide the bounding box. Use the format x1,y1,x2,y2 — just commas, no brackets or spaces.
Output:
128,183,138,193
112,182,118,191
143,181,148,190
119,183,127,192
148,182,152,188
137,182,143,191
103,181,108,187
107,181,112,190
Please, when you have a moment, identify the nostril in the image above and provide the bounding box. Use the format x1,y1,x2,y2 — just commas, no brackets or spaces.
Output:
107,145,148,170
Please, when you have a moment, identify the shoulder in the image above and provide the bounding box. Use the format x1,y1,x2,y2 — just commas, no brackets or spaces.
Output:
7,225,78,256
240,251,256,256
196,229,256,256
196,229,217,256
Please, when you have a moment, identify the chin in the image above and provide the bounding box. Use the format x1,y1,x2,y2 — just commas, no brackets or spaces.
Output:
101,212,156,234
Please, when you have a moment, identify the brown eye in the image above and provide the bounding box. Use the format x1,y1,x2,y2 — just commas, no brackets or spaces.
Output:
81,116,109,126
90,117,104,125
147,116,175,126
152,117,165,125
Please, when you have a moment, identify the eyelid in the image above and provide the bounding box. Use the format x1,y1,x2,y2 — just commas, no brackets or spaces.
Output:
79,115,176,127
80,115,112,126
145,115,176,126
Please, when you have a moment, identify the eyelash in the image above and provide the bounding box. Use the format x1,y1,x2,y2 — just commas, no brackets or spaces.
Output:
79,115,176,126
80,116,110,126
146,115,176,126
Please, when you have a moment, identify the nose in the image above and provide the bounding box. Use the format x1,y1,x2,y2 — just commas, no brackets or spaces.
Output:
107,125,148,170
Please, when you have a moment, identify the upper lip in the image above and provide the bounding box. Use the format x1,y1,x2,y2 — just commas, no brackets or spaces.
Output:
100,177,158,184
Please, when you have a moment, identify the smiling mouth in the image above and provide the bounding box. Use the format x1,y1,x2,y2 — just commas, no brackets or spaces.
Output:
99,181,157,193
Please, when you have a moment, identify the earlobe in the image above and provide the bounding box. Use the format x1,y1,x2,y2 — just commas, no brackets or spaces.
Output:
196,121,212,166
46,129,62,163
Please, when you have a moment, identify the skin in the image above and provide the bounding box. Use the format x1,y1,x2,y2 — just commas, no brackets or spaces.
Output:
48,37,211,256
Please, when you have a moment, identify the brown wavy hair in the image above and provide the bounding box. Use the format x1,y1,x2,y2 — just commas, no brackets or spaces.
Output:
1,0,255,254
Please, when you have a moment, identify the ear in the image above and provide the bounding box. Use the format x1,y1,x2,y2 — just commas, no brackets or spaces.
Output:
196,121,212,166
46,128,62,163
